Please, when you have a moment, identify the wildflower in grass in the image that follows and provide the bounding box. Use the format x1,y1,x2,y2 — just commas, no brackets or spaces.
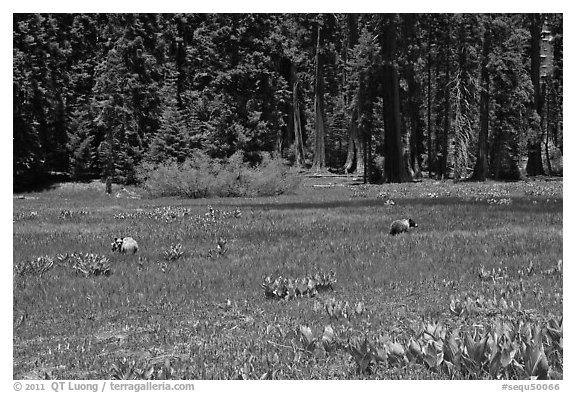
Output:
261,271,336,300
376,191,388,199
205,206,216,220
111,358,143,380
542,260,562,276
159,261,169,273
13,211,38,221
351,190,368,198
59,209,89,219
15,256,54,276
477,265,509,282
137,256,151,272
324,298,348,320
218,298,233,311
56,252,111,277
164,243,184,261
207,237,228,259
449,297,466,317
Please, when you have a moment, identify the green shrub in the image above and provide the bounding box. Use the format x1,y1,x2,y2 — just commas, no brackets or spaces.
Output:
136,150,301,198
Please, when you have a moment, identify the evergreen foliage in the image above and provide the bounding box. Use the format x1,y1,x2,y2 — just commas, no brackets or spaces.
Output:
13,14,563,190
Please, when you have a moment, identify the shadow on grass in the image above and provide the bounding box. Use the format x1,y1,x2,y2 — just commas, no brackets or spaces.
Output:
221,196,562,213
14,172,76,194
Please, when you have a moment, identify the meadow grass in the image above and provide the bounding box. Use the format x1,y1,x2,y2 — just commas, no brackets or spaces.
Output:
13,177,563,379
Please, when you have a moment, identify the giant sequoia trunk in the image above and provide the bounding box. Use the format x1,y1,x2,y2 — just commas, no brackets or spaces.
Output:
439,20,451,180
526,13,545,176
403,14,425,178
343,13,365,175
342,113,357,173
490,129,522,180
544,82,553,174
291,63,306,167
382,66,409,182
471,21,491,181
406,74,424,178
343,102,364,175
427,16,433,178
381,16,412,183
312,22,327,172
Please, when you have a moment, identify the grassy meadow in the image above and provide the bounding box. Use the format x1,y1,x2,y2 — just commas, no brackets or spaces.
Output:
13,177,563,380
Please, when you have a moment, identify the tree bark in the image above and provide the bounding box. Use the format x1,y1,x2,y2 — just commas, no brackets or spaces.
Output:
427,16,433,178
343,102,364,175
526,13,545,176
544,81,553,174
343,121,355,173
312,22,327,172
381,15,411,183
343,13,364,175
291,63,305,167
403,14,425,178
471,20,491,181
105,126,114,194
440,20,451,180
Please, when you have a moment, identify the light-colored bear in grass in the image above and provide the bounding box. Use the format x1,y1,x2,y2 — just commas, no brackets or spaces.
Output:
389,218,418,235
111,237,139,254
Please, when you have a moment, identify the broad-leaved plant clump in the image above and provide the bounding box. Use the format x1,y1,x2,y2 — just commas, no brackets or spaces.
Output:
58,252,112,277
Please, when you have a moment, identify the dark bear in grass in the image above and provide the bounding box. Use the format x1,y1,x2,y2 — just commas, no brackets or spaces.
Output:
389,218,418,235
111,237,139,254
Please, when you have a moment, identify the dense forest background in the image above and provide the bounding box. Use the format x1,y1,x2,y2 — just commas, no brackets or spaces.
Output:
13,13,563,191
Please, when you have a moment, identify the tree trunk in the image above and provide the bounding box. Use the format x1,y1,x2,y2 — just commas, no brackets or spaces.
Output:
312,22,327,172
343,124,355,173
105,130,114,195
440,20,451,180
363,114,368,184
544,81,553,174
403,14,425,178
381,15,411,183
105,176,112,195
471,21,491,181
343,104,364,175
343,13,364,175
355,93,366,177
291,64,305,167
491,130,521,180
526,13,545,176
105,107,115,194
382,65,409,182
427,16,433,178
